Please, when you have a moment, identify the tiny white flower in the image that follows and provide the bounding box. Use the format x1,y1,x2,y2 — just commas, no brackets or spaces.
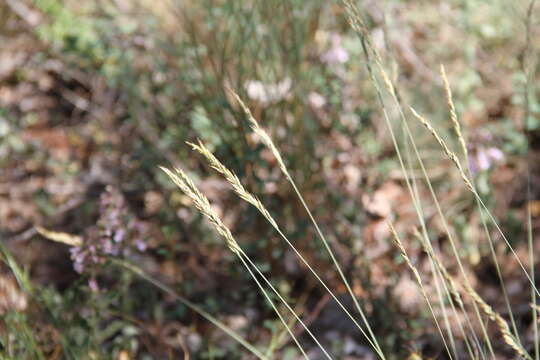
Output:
308,92,326,108
245,78,292,104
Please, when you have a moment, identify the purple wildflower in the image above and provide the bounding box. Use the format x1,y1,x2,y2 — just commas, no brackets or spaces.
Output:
69,185,150,274
113,228,125,243
320,34,349,65
88,278,99,292
469,146,505,175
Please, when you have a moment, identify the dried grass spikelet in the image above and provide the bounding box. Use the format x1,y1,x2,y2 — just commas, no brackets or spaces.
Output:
379,67,396,98
162,163,324,359
36,226,83,247
412,228,464,309
389,225,431,310
160,166,241,254
187,140,278,230
409,107,473,192
190,138,386,357
227,89,288,177
389,223,424,290
388,223,454,357
463,284,532,360
342,0,394,99
407,352,423,360
412,231,530,358
227,88,386,359
342,0,366,36
439,64,468,159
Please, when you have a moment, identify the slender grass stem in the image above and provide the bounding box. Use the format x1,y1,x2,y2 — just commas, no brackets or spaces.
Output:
404,136,477,359
112,259,270,360
222,94,387,359
286,175,385,359
343,2,495,354
389,223,454,360
193,137,383,355
238,250,334,360
236,254,310,360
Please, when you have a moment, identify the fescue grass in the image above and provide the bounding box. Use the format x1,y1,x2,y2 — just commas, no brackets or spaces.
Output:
1,0,538,359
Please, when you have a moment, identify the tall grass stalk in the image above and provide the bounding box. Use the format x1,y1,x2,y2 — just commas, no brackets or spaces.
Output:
440,63,523,347
404,137,479,359
237,250,333,360
418,241,532,360
527,195,537,360
344,3,540,357
410,107,540,298
227,90,387,359
264,306,302,358
411,227,480,359
523,1,539,358
410,76,538,303
160,166,331,358
343,0,486,352
235,253,311,360
343,1,497,355
388,223,454,359
189,139,385,358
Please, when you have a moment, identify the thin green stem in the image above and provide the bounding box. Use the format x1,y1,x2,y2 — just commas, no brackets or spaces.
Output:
237,254,309,360
239,249,334,360
277,159,386,360
112,259,269,360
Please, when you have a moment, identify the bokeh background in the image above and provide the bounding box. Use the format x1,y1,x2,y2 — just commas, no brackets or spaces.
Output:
1,0,539,359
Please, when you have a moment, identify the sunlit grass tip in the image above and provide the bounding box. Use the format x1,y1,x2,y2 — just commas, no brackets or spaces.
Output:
159,166,241,254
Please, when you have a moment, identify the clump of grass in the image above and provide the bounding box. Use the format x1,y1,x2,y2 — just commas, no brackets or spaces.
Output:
188,138,385,359
343,1,495,356
343,1,537,358
160,2,538,357
159,166,334,359
228,89,386,359
388,222,453,359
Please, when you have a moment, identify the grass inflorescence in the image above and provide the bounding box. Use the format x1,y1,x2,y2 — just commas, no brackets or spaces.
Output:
2,0,538,359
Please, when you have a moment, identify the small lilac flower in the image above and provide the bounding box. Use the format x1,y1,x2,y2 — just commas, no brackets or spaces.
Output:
75,258,85,273
88,278,99,292
135,238,147,252
69,185,150,275
70,246,86,273
113,229,125,243
320,34,349,65
469,146,504,176
69,246,80,260
486,147,503,161
477,148,490,171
